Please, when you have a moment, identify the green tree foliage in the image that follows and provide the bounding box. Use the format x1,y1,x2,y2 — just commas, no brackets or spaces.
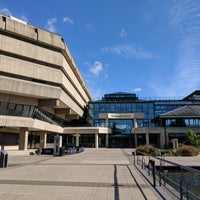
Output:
185,130,200,147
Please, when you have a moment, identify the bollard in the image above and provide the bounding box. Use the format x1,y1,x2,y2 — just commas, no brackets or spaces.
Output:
149,159,156,187
132,151,136,166
0,150,8,168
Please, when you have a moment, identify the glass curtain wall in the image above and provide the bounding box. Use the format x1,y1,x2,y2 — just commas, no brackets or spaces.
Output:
90,101,193,128
109,119,132,135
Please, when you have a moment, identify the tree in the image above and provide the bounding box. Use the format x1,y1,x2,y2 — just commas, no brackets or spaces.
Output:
185,130,200,147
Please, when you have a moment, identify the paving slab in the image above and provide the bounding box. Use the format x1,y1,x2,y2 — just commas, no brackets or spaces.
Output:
0,148,163,200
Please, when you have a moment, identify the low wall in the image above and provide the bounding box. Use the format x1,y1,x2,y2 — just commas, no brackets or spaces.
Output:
0,145,18,150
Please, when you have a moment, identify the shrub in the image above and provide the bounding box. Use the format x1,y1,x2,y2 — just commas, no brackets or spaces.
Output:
159,149,173,156
176,145,199,156
178,143,185,148
136,145,157,155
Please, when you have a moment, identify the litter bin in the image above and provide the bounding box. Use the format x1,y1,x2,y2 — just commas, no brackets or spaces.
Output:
0,150,8,168
59,146,66,156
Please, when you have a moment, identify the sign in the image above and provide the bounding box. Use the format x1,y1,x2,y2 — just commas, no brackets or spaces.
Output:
54,135,62,156
108,113,134,119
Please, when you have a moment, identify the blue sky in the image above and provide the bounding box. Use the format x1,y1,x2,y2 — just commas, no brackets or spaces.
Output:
1,0,200,100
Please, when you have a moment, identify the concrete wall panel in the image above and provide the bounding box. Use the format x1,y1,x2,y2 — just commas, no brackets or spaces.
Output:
0,93,38,105
0,76,61,98
32,119,63,133
4,17,65,49
59,90,83,116
0,76,83,116
0,55,86,108
0,16,6,30
1,36,91,104
61,75,86,108
0,55,62,84
5,17,37,40
37,29,65,49
1,35,62,66
62,59,90,103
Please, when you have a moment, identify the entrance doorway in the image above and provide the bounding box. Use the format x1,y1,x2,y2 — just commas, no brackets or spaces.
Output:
137,134,146,146
109,135,134,148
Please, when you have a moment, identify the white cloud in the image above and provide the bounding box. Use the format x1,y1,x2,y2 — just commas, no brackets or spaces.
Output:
172,1,200,95
45,17,57,33
83,61,108,100
0,9,29,23
119,29,127,38
134,88,142,92
150,1,200,98
63,16,74,25
0,8,12,16
89,61,103,76
101,44,154,59
20,15,28,22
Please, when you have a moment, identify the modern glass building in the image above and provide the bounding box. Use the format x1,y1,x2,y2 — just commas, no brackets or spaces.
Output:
88,91,200,148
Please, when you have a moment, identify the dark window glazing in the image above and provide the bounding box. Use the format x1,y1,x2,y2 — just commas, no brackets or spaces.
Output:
89,98,195,128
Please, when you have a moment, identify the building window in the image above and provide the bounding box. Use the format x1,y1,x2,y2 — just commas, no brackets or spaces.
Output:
0,102,8,115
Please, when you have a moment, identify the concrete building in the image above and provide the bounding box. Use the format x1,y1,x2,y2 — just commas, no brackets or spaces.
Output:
0,14,110,150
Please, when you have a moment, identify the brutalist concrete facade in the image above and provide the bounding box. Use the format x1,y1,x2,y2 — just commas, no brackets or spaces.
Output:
0,14,104,150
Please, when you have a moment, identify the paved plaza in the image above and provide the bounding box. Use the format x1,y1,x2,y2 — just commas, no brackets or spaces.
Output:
0,148,166,200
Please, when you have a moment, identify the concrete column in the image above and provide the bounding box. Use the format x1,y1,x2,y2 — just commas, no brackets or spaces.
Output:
19,128,29,150
40,132,47,149
72,136,75,145
105,134,109,147
133,119,137,128
105,118,109,127
76,133,79,147
160,132,164,148
166,132,169,149
95,132,99,148
161,129,168,149
134,133,138,147
146,133,149,145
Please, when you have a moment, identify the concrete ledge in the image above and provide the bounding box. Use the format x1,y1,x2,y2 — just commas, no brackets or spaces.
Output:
0,116,63,133
0,145,18,151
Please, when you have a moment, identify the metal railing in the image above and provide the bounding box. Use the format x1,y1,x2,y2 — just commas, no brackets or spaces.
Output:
133,151,200,200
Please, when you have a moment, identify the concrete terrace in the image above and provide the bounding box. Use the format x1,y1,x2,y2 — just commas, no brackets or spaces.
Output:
0,148,163,200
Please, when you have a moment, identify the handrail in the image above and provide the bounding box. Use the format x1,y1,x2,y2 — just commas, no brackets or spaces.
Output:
133,151,200,200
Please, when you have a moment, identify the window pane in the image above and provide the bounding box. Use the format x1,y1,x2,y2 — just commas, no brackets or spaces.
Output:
22,105,30,116
8,103,16,115
0,102,8,115
15,104,23,116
